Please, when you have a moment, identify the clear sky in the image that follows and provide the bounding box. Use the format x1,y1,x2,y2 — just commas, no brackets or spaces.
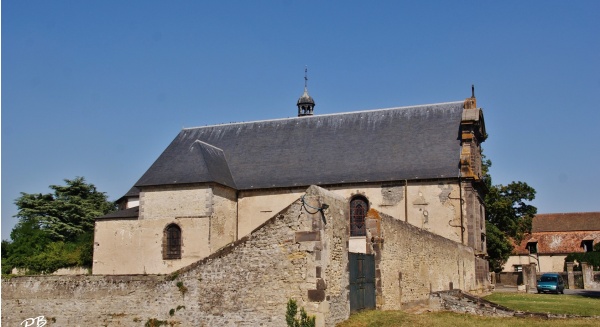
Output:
2,1,599,240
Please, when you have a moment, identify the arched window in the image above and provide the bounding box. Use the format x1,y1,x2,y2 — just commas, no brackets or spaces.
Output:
164,224,182,260
350,197,368,236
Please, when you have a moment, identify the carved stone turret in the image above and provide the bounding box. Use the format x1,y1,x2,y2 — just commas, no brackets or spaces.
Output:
460,86,487,181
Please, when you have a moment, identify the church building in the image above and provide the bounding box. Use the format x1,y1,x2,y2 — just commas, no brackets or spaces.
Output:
93,77,488,280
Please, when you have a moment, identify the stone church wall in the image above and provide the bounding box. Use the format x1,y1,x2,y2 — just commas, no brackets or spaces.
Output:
238,180,466,246
93,184,237,275
3,186,350,327
93,217,210,275
237,188,306,237
139,184,213,220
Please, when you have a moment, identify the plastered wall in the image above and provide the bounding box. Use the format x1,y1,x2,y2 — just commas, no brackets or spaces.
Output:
239,181,466,245
93,185,237,275
139,184,212,220
93,217,210,275
503,254,567,273
237,188,305,237
95,179,479,275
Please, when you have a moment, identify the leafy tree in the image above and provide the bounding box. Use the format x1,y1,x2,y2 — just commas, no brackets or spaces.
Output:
2,177,116,274
1,220,52,274
485,222,514,273
14,177,115,242
564,252,600,271
483,157,537,272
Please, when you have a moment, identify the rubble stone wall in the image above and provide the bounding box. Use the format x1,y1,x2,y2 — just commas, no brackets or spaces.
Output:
365,210,478,310
2,186,350,327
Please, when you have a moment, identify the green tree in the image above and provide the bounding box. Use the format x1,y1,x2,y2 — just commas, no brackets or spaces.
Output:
2,177,116,274
483,158,537,272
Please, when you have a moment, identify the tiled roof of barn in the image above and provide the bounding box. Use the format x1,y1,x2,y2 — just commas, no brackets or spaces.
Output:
532,212,600,232
134,101,465,190
514,231,600,255
512,212,600,255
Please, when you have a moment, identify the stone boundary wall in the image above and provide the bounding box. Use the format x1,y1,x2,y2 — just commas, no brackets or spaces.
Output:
496,271,594,289
2,186,350,327
365,209,479,310
581,263,600,290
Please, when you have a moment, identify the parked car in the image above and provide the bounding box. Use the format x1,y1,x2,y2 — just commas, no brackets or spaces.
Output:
537,273,565,294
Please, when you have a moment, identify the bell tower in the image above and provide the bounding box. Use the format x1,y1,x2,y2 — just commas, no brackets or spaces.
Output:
297,67,315,116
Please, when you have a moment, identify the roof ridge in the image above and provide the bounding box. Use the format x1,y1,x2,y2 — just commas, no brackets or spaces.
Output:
536,212,600,216
182,100,464,131
193,139,225,152
194,140,237,189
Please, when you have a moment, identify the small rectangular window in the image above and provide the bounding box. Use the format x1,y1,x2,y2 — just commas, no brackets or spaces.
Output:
514,265,522,272
582,240,594,252
527,242,537,254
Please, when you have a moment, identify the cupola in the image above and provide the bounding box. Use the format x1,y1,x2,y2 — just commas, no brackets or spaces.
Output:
297,67,315,116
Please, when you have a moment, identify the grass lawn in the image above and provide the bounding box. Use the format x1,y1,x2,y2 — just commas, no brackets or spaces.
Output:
336,310,599,327
337,292,600,327
483,293,600,316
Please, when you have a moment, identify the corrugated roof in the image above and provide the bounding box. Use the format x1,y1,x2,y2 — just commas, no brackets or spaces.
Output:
533,212,600,232
135,101,465,190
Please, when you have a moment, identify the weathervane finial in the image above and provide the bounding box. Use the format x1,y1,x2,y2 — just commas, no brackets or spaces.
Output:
304,66,308,90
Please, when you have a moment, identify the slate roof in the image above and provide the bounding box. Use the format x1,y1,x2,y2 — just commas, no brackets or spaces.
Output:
96,206,139,220
135,101,466,190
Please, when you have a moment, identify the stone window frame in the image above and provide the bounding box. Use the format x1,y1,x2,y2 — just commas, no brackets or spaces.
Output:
350,196,369,237
163,223,182,260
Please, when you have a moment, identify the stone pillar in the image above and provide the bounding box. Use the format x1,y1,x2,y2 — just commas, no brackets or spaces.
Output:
582,262,591,290
522,263,537,293
566,262,575,290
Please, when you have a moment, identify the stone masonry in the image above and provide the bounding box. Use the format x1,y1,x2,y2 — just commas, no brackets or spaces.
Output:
2,186,349,327
364,209,479,310
3,185,489,326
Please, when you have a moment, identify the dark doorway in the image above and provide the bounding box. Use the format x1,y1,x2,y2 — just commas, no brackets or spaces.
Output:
349,253,376,312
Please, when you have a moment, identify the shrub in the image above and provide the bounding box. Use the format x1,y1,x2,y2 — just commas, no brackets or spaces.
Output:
286,299,315,327
565,252,600,270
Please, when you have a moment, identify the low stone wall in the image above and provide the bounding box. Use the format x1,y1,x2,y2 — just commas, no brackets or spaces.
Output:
582,263,600,290
11,266,90,276
495,272,523,287
430,290,599,319
2,186,350,327
365,210,481,310
430,290,514,317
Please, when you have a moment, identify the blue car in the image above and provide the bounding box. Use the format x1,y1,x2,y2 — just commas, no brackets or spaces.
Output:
536,273,565,294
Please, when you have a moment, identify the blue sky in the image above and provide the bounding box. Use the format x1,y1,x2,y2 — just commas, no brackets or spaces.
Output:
2,1,599,240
